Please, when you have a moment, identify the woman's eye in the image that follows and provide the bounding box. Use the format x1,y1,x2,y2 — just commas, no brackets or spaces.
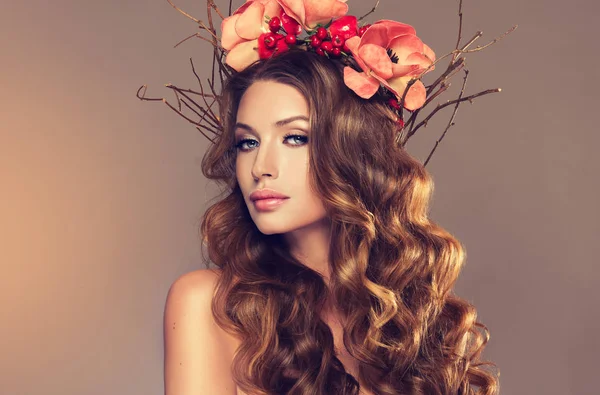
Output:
285,134,309,146
235,139,257,151
235,134,308,152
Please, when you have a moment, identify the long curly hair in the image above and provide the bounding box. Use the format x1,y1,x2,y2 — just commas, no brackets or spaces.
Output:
199,49,498,395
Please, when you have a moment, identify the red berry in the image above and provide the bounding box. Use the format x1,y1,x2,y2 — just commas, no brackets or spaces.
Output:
331,33,345,48
269,17,281,33
329,16,359,40
320,41,333,53
258,33,275,58
315,48,325,56
396,118,405,129
358,24,371,37
332,47,341,56
274,38,290,55
263,33,277,49
310,35,322,48
284,34,297,45
342,42,350,53
280,11,302,36
316,27,328,40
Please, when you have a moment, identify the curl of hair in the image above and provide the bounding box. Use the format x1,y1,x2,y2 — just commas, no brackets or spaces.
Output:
200,49,499,395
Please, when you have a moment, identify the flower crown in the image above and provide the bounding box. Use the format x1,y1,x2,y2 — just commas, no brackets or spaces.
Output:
137,0,516,167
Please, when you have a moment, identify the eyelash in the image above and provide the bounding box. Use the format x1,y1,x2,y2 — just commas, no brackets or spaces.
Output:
235,133,309,152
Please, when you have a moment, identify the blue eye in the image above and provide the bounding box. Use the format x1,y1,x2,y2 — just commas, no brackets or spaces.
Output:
235,133,309,152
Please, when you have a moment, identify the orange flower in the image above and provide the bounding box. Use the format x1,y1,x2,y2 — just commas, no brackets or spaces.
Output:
277,0,348,30
221,0,285,71
342,19,436,110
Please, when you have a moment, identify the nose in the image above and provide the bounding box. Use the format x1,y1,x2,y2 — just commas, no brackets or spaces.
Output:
251,138,279,180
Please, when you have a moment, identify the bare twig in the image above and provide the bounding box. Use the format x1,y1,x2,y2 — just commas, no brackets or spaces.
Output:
423,82,451,109
451,0,464,64
166,0,220,43
406,88,501,141
136,85,162,102
189,57,221,125
176,90,221,130
208,0,226,21
459,25,518,53
358,0,380,22
163,85,217,99
426,56,465,96
174,32,220,49
166,0,201,24
423,69,469,167
161,95,219,134
196,126,217,144
397,78,418,121
138,0,515,165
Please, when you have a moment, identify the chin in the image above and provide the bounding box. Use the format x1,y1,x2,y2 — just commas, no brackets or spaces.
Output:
252,219,292,235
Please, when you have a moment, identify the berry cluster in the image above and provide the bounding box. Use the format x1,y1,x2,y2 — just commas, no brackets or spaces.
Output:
259,13,402,129
258,13,371,59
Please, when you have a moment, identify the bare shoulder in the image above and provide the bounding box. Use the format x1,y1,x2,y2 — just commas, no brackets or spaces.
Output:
163,268,237,395
167,268,222,297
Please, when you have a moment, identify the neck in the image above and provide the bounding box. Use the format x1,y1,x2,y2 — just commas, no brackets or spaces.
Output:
284,217,332,283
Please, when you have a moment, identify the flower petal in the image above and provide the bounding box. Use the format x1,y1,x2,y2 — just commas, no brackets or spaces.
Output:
405,52,434,74
358,43,393,79
423,43,436,70
388,34,424,64
358,23,389,48
221,14,244,50
387,76,427,110
235,1,266,40
225,40,260,72
303,0,349,29
373,19,416,38
277,0,306,27
391,63,420,77
345,36,368,71
343,66,380,99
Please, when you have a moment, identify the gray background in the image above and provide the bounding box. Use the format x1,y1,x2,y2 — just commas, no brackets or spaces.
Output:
1,0,598,394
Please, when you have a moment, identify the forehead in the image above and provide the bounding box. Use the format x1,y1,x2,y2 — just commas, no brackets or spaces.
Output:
236,81,309,124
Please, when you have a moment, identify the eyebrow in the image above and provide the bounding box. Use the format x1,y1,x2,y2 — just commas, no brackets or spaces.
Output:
234,115,310,134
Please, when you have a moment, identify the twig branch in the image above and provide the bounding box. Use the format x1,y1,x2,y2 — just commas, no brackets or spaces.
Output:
166,0,201,24
423,69,469,167
174,32,220,49
138,0,515,164
426,56,465,96
136,85,162,102
452,0,464,64
405,88,501,141
358,0,380,22
460,25,518,53
208,0,226,20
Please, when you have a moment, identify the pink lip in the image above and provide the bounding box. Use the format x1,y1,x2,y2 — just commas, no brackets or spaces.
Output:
253,197,288,212
249,188,290,202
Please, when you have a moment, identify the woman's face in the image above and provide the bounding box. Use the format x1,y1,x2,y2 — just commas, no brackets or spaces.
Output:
234,80,328,235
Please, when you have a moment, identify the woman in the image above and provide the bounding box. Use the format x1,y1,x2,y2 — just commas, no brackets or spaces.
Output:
163,48,498,394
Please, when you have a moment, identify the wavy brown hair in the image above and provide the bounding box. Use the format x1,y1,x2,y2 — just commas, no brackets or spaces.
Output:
200,49,498,395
